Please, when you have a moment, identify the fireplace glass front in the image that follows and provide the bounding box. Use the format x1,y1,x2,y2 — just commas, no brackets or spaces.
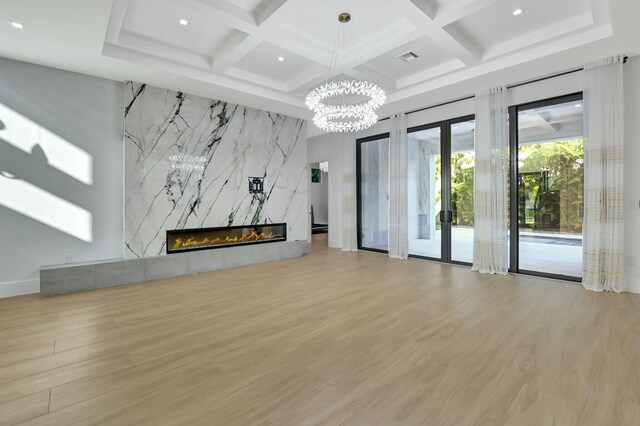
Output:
166,223,287,254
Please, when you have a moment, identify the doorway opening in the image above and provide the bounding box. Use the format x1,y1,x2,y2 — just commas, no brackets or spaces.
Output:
310,161,329,243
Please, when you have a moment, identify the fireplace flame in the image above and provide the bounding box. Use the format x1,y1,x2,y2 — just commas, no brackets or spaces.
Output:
171,230,284,250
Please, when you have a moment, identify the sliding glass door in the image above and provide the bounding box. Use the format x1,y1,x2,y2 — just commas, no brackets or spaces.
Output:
509,94,584,280
357,134,390,252
408,116,475,264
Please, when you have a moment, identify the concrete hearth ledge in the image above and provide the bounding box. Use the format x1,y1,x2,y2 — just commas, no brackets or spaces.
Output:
40,241,308,297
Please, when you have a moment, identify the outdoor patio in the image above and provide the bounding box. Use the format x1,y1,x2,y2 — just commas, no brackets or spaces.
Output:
409,227,582,278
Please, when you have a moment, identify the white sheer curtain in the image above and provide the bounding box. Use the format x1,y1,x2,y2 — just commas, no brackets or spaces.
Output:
342,133,358,251
389,113,409,259
582,56,625,292
471,86,510,275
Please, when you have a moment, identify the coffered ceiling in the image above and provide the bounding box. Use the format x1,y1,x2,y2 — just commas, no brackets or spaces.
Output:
0,0,638,131
103,0,612,99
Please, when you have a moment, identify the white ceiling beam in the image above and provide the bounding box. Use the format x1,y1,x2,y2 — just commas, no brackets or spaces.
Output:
103,43,306,108
286,65,330,92
588,0,612,27
226,67,288,91
192,0,258,33
118,32,211,69
104,0,130,45
344,26,424,69
407,0,436,19
434,0,502,27
267,23,414,69
345,67,396,92
397,59,464,89
278,25,423,92
438,24,482,63
255,0,289,26
482,13,593,60
210,31,250,70
210,0,301,73
211,37,260,73
286,65,398,96
390,0,481,65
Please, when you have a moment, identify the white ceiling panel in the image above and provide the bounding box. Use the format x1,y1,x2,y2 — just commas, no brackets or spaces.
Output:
430,0,458,6
447,0,593,54
234,41,321,83
229,0,266,12
122,0,238,59
279,0,410,52
359,36,456,80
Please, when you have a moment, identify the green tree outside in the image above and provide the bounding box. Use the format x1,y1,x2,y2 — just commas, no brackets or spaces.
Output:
439,138,584,233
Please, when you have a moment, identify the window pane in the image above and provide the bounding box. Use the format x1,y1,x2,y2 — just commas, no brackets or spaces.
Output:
408,127,442,259
517,99,584,277
451,119,475,263
360,138,390,251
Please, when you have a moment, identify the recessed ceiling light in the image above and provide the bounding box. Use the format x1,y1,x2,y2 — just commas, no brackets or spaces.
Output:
278,56,285,62
8,20,23,29
513,8,523,16
179,18,188,26
575,104,582,108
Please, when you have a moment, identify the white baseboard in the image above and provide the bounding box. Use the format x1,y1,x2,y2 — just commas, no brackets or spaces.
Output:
0,279,40,298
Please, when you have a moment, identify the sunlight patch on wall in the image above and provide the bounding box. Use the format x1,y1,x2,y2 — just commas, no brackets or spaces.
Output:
0,104,93,185
0,176,92,242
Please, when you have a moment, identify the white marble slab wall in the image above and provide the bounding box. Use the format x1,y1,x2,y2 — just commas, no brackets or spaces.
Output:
124,82,307,258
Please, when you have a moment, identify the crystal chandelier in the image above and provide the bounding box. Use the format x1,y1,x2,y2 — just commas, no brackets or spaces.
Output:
305,13,386,133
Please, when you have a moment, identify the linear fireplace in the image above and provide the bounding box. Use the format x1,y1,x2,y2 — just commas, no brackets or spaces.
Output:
166,223,287,254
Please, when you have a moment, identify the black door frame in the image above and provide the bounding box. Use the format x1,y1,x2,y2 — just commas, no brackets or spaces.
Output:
407,114,475,266
356,132,391,254
354,116,475,263
508,92,583,282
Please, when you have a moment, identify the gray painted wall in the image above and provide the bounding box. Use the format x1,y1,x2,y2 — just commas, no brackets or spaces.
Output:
0,58,124,296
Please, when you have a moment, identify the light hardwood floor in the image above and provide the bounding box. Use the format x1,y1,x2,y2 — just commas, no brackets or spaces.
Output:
1,233,639,425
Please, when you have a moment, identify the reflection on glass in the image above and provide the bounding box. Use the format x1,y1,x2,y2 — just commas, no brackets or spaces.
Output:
408,127,441,259
360,138,390,251
450,119,475,263
517,100,584,277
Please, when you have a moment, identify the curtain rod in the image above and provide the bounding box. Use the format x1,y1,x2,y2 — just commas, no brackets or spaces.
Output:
379,55,628,122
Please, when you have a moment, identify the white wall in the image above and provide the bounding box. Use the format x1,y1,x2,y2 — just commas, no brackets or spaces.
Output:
0,58,124,297
309,66,640,293
309,163,329,224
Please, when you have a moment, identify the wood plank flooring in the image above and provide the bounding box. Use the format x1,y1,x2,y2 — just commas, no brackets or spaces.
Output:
1,233,639,425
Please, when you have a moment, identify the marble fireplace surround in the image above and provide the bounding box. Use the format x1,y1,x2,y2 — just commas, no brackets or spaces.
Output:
124,82,308,258
39,81,309,296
